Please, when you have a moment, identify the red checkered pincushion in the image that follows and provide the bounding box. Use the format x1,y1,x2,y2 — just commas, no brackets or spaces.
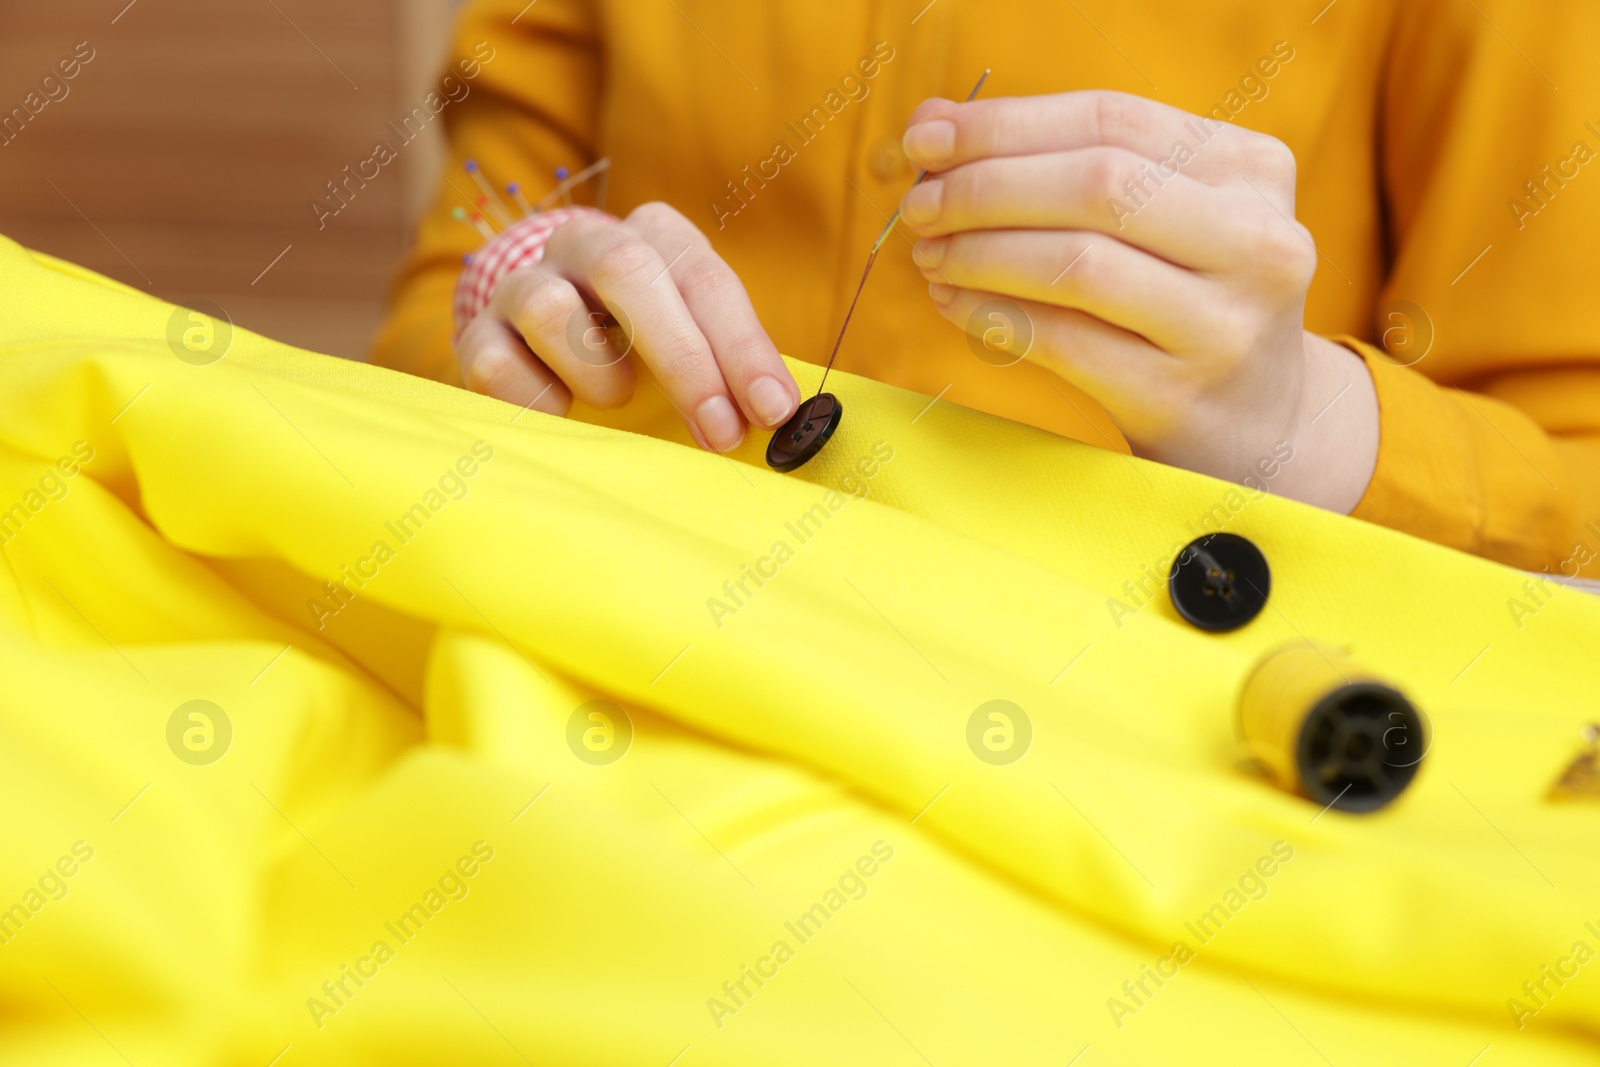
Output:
452,207,615,339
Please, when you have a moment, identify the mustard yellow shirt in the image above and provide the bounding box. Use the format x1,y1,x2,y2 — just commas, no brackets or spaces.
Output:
372,0,1600,577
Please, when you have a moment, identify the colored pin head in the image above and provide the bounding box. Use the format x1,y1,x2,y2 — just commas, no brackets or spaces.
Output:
552,166,575,207
507,182,537,218
458,208,496,240
465,159,480,172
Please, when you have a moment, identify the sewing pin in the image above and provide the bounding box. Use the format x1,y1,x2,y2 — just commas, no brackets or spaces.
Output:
534,158,612,211
593,157,611,213
475,195,502,228
451,206,495,241
465,160,513,225
507,182,536,217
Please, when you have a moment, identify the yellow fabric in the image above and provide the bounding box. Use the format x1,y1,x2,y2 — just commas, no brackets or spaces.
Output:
373,0,1600,576
5,237,1600,1063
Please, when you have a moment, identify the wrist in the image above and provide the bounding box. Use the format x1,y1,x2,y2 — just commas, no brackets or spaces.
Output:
1272,332,1380,514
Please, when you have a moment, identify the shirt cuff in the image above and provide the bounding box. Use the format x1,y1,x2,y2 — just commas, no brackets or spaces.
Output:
1339,335,1569,569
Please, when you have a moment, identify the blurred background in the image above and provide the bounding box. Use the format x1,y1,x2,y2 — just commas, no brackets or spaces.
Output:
0,0,459,359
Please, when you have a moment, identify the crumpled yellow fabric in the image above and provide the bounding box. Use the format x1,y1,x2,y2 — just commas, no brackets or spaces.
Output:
2,234,1598,1065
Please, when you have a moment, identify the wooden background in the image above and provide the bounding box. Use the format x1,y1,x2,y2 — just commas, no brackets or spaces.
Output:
0,0,455,359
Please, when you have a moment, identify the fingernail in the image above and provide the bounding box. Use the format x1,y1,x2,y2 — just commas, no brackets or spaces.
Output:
747,376,795,428
696,394,745,451
928,281,957,307
900,180,943,227
913,236,948,270
903,120,955,164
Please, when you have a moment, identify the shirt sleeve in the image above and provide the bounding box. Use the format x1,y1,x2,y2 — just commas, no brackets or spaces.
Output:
1348,0,1600,577
370,0,602,386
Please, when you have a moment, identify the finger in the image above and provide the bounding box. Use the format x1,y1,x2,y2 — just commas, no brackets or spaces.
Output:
924,282,1165,407
903,90,1295,192
490,265,636,409
624,202,799,429
912,229,1221,353
548,214,747,452
457,312,573,416
898,148,1277,271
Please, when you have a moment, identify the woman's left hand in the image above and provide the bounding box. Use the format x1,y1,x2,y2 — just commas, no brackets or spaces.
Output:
899,90,1377,513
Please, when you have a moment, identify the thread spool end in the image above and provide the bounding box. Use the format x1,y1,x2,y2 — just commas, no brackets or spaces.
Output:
1297,683,1424,812
1239,644,1426,814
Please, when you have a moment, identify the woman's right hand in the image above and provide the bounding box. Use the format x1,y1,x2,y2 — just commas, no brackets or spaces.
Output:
454,201,800,452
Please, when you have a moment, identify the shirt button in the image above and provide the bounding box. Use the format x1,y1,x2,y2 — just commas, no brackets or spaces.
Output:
1167,533,1271,632
869,138,908,181
766,393,842,472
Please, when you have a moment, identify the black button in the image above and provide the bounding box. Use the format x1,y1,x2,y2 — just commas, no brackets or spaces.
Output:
1167,532,1270,632
766,393,842,473
1298,683,1425,812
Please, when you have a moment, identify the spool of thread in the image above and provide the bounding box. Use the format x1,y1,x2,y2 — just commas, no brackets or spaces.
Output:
1238,644,1426,813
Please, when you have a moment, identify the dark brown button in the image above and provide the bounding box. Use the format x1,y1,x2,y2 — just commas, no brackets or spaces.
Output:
1168,533,1270,632
766,393,841,473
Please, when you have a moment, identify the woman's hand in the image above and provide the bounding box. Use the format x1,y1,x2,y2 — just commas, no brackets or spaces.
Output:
899,90,1378,513
456,201,800,452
